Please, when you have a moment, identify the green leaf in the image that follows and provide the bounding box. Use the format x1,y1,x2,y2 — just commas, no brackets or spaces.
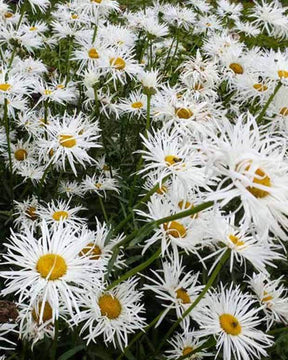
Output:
58,344,85,360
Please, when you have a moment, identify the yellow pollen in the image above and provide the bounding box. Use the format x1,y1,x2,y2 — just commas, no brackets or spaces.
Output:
25,206,37,221
178,200,199,219
206,22,212,26
103,164,110,171
280,107,288,116
56,84,65,89
91,0,102,3
98,294,122,319
4,12,13,18
253,83,268,92
32,301,53,323
278,70,288,79
29,26,37,31
80,243,102,260
262,291,273,303
165,155,182,166
95,183,102,189
229,63,244,75
88,48,99,59
176,288,191,304
36,254,67,280
219,313,242,335
164,221,187,238
194,82,204,90
156,185,168,195
229,234,245,247
14,148,28,161
131,101,144,109
71,14,78,19
176,107,193,119
247,167,271,198
52,210,69,221
110,57,126,70
44,89,52,95
0,83,11,91
182,347,193,356
49,148,54,157
59,134,77,148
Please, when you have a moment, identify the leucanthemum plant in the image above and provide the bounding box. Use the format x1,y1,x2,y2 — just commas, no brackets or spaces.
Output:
1,0,288,359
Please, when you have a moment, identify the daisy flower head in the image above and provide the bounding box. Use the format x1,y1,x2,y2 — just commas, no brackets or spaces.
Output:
14,196,40,229
1,220,105,321
249,273,288,329
33,78,77,105
39,111,101,175
162,4,196,31
194,284,274,360
143,252,203,325
58,180,84,198
166,327,211,359
138,69,160,95
8,139,37,173
78,0,119,19
82,172,119,198
17,0,50,13
204,213,283,275
117,90,147,119
0,323,18,350
216,0,243,21
262,49,288,84
75,277,145,349
37,199,86,230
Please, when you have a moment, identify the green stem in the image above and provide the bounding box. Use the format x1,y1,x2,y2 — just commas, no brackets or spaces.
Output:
3,98,13,202
99,196,109,223
152,249,230,357
65,36,73,84
51,319,59,360
145,94,152,137
257,82,282,123
106,247,161,291
92,24,98,43
117,309,168,360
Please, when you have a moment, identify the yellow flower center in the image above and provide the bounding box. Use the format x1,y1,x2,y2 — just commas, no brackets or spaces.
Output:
194,82,204,91
88,48,99,59
71,14,78,19
4,12,13,18
44,89,52,95
175,107,193,119
176,288,191,304
229,63,244,74
32,301,53,323
56,84,65,89
95,183,102,189
280,107,288,116
0,83,11,91
219,313,242,335
131,101,144,109
253,83,268,92
98,294,122,319
103,164,110,171
59,134,77,148
247,167,271,198
182,347,193,356
25,206,37,221
36,254,67,280
164,221,187,238
156,185,168,195
109,57,126,70
229,234,245,247
278,70,288,79
178,200,199,219
52,210,69,221
262,291,273,303
80,243,102,260
29,26,37,31
91,0,102,3
164,155,182,166
14,148,28,161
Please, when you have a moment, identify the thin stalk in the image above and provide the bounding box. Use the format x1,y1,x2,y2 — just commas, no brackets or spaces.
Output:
99,196,109,223
92,23,98,43
65,36,74,84
152,249,230,357
145,94,152,136
3,98,13,201
117,309,168,360
51,319,59,360
257,82,282,123
106,247,161,291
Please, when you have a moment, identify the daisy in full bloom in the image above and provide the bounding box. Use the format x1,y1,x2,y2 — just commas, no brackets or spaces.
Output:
202,113,288,239
143,252,203,325
37,199,86,229
204,213,283,275
117,90,147,119
1,221,105,321
74,277,145,349
194,284,274,360
166,327,211,359
14,196,40,228
249,273,288,329
81,172,119,197
38,111,101,175
58,180,84,198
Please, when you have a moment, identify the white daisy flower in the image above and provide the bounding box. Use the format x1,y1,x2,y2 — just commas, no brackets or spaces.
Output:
0,323,17,350
82,172,119,197
58,180,84,198
194,284,274,360
249,273,288,329
1,221,105,320
14,196,40,229
74,278,146,349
